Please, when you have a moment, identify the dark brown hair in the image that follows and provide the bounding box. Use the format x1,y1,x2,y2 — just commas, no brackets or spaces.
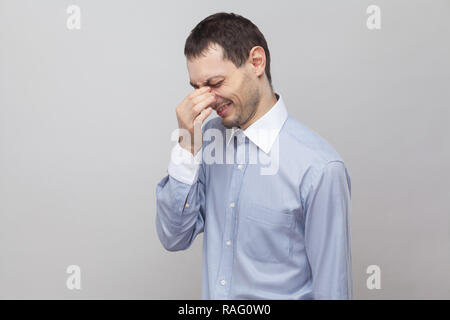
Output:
184,12,273,88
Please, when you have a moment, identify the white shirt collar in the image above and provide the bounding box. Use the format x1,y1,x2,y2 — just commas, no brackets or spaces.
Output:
226,93,288,154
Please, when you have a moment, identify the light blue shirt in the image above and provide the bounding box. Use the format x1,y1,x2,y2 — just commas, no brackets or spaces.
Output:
156,93,352,299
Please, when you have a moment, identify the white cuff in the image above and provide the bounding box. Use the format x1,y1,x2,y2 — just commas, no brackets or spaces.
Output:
167,143,202,185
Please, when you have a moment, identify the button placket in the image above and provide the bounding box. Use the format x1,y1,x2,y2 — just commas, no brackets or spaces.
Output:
214,134,248,299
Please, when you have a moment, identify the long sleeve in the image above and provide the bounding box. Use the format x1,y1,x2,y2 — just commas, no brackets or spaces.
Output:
303,160,353,299
155,143,206,251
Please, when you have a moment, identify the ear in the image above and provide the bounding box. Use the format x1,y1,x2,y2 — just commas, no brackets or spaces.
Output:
247,46,266,79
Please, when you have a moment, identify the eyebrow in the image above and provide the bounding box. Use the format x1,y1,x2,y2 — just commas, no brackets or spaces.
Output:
190,76,224,88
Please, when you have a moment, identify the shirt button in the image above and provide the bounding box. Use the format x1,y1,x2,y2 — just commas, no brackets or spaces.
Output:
185,203,190,208
237,164,243,169
230,202,235,208
226,240,231,246
220,279,226,286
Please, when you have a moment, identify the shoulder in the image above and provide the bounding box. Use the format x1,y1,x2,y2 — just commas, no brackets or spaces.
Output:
281,114,345,166
281,115,351,193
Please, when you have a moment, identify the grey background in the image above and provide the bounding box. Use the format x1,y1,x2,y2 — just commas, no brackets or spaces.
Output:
1,0,449,299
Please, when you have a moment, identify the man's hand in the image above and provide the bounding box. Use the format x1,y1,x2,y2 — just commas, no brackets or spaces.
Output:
176,86,215,156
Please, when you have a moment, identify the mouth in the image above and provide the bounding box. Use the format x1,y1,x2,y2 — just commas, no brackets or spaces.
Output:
215,101,233,117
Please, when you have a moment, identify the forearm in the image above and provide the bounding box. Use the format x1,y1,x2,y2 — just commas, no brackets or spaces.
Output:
155,143,205,252
155,174,205,251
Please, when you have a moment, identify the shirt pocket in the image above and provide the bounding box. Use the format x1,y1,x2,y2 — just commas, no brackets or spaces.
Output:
240,203,295,263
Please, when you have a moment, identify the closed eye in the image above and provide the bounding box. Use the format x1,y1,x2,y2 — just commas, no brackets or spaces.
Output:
190,80,224,89
210,81,223,88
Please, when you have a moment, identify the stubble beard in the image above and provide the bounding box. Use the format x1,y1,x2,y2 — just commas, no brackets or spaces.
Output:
222,79,261,129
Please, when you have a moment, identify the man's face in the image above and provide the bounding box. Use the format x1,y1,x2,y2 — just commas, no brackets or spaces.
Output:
187,44,261,129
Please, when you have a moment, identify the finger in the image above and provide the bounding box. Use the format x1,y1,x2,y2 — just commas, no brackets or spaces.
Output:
191,90,215,106
192,94,215,117
178,90,212,117
194,107,213,126
187,86,211,100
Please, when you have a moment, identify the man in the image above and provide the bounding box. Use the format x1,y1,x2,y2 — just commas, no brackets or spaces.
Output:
156,12,352,299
